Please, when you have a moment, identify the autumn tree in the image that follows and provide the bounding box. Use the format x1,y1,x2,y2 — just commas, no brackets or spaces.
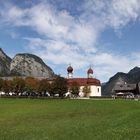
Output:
24,77,39,94
70,82,80,97
49,76,68,97
0,78,4,91
2,80,12,93
38,79,50,96
82,85,91,97
12,77,25,94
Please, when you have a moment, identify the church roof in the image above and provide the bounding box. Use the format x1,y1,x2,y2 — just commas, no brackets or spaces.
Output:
67,78,101,86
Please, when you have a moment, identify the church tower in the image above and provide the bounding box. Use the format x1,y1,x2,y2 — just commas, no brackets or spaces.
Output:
67,65,73,79
87,67,93,78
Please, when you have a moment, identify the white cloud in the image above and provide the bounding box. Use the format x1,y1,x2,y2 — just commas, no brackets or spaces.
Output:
1,0,140,82
106,0,140,29
25,37,89,69
82,0,140,29
25,36,140,82
0,4,29,26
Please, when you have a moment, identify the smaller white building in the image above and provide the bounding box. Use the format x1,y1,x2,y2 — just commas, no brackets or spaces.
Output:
67,65,101,97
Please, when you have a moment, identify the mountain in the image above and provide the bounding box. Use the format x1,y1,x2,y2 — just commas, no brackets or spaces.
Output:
127,67,140,83
128,66,140,75
102,67,140,95
0,48,55,79
0,48,12,76
10,53,55,78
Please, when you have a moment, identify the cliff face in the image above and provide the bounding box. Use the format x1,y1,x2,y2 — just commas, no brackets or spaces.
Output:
102,67,140,95
10,53,55,78
0,48,55,79
0,48,11,76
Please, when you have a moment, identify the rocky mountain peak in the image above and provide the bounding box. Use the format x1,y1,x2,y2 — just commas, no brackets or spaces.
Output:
10,53,55,78
128,66,140,75
0,48,11,76
0,48,55,78
15,53,48,67
0,48,11,61
0,48,5,54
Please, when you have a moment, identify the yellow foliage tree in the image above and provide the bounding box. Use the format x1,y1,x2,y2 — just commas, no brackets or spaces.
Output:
82,85,91,97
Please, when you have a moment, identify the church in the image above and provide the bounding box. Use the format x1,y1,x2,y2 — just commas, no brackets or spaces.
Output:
66,65,101,97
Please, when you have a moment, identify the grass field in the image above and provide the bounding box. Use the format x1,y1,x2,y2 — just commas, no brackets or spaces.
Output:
0,98,140,140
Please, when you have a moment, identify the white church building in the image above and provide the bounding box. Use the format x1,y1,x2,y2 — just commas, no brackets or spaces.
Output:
66,65,101,97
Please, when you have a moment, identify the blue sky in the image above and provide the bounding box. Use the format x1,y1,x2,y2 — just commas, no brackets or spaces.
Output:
0,0,140,82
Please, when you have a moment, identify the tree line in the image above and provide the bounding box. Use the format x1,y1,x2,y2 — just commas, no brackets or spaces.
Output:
0,76,91,97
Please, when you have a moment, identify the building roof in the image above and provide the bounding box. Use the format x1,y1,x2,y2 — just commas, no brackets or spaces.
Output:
114,84,136,91
67,78,101,86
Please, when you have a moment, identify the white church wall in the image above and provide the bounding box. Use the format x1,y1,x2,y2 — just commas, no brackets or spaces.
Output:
79,85,101,97
67,85,101,97
90,86,101,97
79,86,85,97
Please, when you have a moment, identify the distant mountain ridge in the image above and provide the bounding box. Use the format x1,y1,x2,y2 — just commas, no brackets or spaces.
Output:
102,67,140,95
0,48,55,78
0,48,12,76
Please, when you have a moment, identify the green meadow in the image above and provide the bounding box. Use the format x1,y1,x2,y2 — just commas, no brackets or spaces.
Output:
0,98,140,140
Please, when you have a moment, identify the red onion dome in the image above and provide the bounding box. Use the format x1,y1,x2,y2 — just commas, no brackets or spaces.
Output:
87,68,93,74
67,65,73,72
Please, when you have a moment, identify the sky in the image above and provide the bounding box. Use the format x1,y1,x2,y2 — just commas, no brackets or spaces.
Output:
0,0,140,82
